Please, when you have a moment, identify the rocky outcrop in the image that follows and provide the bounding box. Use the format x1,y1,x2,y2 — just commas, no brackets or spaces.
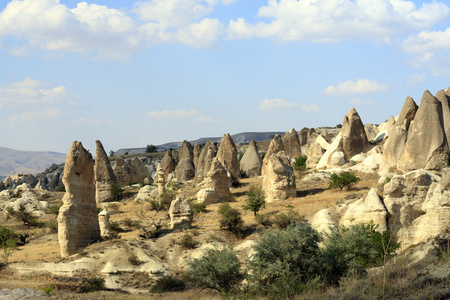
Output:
34,163,64,191
316,133,344,169
160,150,176,180
398,91,449,171
112,156,131,184
197,158,229,204
195,140,217,178
436,89,450,145
135,185,157,202
262,151,296,202
174,141,195,182
282,128,301,160
130,157,152,184
364,124,378,142
193,143,201,169
239,140,262,177
169,197,193,230
262,134,284,175
216,133,239,179
98,207,112,238
307,140,326,169
57,141,100,258
341,108,370,161
396,96,418,130
155,163,165,195
94,140,117,203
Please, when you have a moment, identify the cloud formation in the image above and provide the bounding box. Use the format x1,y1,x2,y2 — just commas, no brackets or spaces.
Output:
325,79,387,95
227,0,449,42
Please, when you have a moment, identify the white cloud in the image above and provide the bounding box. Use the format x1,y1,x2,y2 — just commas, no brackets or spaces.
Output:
7,107,62,122
259,98,298,110
0,0,223,60
0,78,68,107
325,79,387,95
227,0,449,42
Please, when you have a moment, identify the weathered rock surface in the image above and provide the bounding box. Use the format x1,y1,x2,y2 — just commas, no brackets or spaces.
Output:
112,156,131,184
135,185,157,202
282,128,302,160
174,141,195,182
239,140,262,177
216,133,239,179
396,96,418,130
197,158,229,204
58,141,100,258
316,133,343,169
130,157,152,184
160,150,176,180
99,207,112,238
94,140,117,203
193,143,201,169
195,140,217,178
364,124,378,142
155,163,165,195
398,90,449,171
341,108,370,161
262,134,284,175
169,197,193,230
306,142,325,169
262,151,296,202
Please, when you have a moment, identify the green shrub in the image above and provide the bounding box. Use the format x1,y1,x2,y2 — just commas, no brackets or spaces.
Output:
146,144,158,153
8,204,41,227
9,190,22,199
249,222,322,298
243,187,265,217
293,156,308,171
150,275,185,293
271,209,303,229
47,219,58,233
56,185,65,192
109,221,122,232
83,277,105,292
148,191,174,212
187,249,244,293
328,172,361,190
192,202,206,214
48,203,62,215
255,213,273,227
0,225,18,249
123,218,141,229
178,233,198,249
128,253,141,265
218,203,243,235
110,182,124,201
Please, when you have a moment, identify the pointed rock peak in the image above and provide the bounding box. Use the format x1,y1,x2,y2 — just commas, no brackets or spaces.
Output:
445,87,450,96
436,89,449,102
421,90,439,104
249,139,257,148
115,156,125,165
397,96,418,128
286,128,296,135
347,107,358,117
386,115,396,126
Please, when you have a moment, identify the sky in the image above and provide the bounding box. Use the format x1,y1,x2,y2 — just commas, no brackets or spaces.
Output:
1,0,450,154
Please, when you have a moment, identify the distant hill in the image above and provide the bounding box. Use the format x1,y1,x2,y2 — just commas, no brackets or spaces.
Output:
114,131,285,155
0,147,66,177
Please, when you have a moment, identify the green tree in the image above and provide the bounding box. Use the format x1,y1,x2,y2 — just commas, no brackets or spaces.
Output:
249,222,322,298
110,182,124,201
187,249,244,293
146,144,158,153
243,187,265,216
293,156,308,171
218,202,243,234
328,172,360,190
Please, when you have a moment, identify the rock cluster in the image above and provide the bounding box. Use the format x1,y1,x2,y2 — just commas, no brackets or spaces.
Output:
197,158,230,204
174,141,195,182
57,141,100,258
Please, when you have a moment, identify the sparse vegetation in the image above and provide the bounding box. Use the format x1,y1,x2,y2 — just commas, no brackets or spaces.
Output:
293,155,308,172
0,225,18,264
242,187,265,216
328,172,361,190
150,275,185,293
7,204,41,227
177,233,198,249
191,202,206,214
128,253,141,265
218,202,244,235
83,277,105,292
110,182,124,201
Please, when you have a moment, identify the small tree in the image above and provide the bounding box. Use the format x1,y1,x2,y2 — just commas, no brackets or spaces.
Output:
110,182,124,201
293,156,308,172
146,144,158,153
187,249,244,293
243,187,265,216
218,202,243,234
109,150,114,157
328,172,360,190
0,225,18,264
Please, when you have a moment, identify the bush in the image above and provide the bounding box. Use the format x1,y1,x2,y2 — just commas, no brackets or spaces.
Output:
293,156,308,172
218,203,243,235
150,275,185,293
328,172,361,190
187,249,244,293
148,191,174,212
8,204,41,227
271,209,303,229
256,213,273,227
243,187,265,217
9,190,21,199
249,222,322,298
191,202,206,214
178,233,198,249
56,185,65,192
0,225,18,249
128,254,141,265
47,219,58,233
83,277,105,292
123,218,141,229
48,203,62,215
110,182,124,201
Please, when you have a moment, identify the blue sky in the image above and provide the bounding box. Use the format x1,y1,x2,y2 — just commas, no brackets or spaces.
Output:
1,0,450,154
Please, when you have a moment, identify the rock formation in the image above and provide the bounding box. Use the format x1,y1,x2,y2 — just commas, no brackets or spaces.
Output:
341,108,370,161
155,163,165,195
216,133,240,179
195,140,217,178
396,96,418,130
364,124,378,142
282,128,302,160
262,134,284,175
436,89,450,144
112,156,131,184
169,196,193,230
135,185,157,202
160,150,176,180
239,140,262,177
174,141,195,182
193,143,202,169
197,158,229,204
130,157,152,184
98,207,112,238
306,140,326,169
262,151,296,202
94,140,117,203
57,141,100,258
398,90,449,171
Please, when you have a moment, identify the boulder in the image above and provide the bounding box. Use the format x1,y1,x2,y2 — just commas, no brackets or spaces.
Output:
94,140,117,203
239,140,262,177
282,128,302,160
197,158,229,204
216,133,240,179
57,141,100,258
195,140,217,178
341,108,370,160
98,207,112,238
175,141,195,182
169,197,193,230
135,185,157,202
364,124,379,142
262,151,296,202
398,90,450,171
112,156,131,184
